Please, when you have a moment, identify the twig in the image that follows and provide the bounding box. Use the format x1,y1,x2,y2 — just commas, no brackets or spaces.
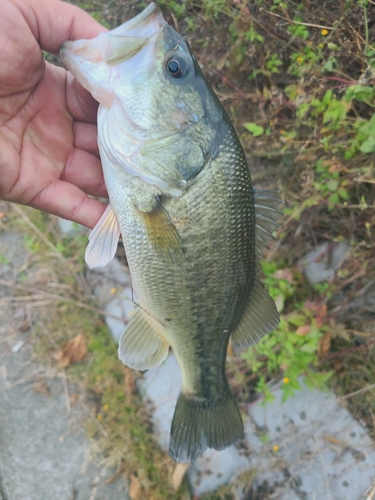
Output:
5,368,45,389
340,383,375,400
0,279,128,324
60,369,71,415
12,204,63,258
314,434,332,500
38,321,60,349
106,462,127,484
363,3,369,54
366,482,375,500
0,295,51,302
259,8,333,30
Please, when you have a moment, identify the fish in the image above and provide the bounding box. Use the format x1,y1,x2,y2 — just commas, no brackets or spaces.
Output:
60,2,281,463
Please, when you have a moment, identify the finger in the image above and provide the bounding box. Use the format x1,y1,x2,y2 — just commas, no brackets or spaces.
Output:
29,179,107,229
62,149,107,198
66,72,99,124
74,122,99,157
20,0,107,54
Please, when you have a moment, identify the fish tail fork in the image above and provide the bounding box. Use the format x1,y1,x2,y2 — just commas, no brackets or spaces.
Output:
169,387,244,463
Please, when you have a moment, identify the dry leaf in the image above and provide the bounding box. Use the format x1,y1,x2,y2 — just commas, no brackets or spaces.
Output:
171,463,190,491
318,330,331,357
129,474,142,500
33,380,51,396
315,303,327,327
273,268,294,283
70,393,79,406
19,320,31,333
333,358,343,374
53,333,87,368
216,53,228,71
296,325,311,336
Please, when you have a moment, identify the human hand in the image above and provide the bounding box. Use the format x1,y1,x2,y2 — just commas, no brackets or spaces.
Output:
0,0,108,228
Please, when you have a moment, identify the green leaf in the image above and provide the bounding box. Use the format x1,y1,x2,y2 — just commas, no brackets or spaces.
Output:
322,57,337,72
338,187,349,200
244,123,264,136
284,84,297,100
326,179,338,191
288,314,307,326
322,89,333,105
300,343,318,353
360,136,375,153
328,193,339,205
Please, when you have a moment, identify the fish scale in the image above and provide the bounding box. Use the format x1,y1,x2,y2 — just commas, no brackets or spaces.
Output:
118,126,255,405
60,2,281,463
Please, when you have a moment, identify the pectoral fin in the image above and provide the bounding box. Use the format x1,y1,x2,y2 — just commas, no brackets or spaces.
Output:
231,277,279,350
118,308,169,370
85,204,121,269
137,198,183,259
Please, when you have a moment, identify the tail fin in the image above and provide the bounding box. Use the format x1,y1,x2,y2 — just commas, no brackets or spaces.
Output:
169,387,244,463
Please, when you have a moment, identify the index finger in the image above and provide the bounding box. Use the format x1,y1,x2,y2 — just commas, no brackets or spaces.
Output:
15,0,107,53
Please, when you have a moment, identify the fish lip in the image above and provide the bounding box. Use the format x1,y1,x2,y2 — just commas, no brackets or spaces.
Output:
108,2,166,37
59,3,167,104
60,2,166,65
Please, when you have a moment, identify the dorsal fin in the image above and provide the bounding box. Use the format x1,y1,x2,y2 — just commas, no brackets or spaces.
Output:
254,189,283,257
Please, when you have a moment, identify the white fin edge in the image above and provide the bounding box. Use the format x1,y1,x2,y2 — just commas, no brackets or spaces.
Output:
85,204,121,269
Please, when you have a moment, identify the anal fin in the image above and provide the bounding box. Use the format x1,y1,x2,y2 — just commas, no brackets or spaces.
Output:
118,308,169,371
85,204,121,269
231,277,280,350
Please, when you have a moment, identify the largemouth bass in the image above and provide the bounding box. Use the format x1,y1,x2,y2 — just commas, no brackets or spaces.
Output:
60,3,281,463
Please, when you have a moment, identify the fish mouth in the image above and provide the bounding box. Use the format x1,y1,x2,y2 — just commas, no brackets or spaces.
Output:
60,3,166,103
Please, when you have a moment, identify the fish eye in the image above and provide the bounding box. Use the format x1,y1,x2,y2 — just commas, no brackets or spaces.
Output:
166,56,187,79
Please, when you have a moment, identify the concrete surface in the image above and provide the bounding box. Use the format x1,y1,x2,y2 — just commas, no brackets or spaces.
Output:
246,381,375,500
299,241,351,284
0,366,127,500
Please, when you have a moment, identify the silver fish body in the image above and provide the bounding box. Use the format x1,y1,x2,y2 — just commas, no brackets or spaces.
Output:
60,3,281,463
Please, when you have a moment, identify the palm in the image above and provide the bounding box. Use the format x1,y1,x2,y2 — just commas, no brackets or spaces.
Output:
0,0,107,228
